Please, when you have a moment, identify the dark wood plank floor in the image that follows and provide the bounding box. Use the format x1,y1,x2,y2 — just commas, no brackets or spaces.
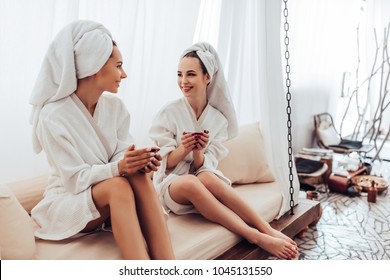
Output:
215,199,321,260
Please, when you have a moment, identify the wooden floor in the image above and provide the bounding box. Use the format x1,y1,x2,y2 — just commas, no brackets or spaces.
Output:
215,199,321,260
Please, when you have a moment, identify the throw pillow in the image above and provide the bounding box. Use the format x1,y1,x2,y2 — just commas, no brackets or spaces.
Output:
317,121,340,146
0,184,36,259
7,174,48,214
218,122,275,184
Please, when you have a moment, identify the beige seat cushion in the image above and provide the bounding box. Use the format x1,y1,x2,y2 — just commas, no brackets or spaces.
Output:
0,184,36,259
218,122,275,184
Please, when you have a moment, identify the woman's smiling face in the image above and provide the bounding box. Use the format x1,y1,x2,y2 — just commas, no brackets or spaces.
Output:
177,57,210,99
95,46,127,93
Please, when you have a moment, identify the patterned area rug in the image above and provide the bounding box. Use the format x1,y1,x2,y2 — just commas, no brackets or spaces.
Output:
294,190,390,260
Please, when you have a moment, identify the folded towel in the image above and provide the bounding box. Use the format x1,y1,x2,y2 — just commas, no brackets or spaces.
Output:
29,20,113,153
181,42,238,139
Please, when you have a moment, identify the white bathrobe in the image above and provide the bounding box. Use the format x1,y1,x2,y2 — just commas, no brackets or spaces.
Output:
149,97,231,212
31,93,133,240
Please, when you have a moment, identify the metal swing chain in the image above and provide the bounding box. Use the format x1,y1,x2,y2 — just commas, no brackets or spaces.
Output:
283,0,295,215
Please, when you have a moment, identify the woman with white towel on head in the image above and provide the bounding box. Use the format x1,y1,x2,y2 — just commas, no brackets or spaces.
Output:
149,42,298,260
29,20,175,260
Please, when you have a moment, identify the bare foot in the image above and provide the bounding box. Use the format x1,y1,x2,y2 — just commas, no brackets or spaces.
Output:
270,228,297,247
254,233,298,260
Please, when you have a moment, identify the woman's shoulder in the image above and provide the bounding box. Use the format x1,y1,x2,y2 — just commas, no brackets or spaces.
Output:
207,104,228,122
155,98,184,116
163,98,183,109
98,94,129,118
39,96,72,121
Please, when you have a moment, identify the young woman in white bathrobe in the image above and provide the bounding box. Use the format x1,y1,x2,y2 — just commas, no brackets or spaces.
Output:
29,20,174,260
150,42,298,260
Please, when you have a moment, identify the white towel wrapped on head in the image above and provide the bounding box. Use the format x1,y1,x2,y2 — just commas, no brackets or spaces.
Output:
29,20,113,153
74,27,113,79
181,42,238,139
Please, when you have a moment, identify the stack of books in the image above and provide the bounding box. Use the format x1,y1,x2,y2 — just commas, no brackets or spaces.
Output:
299,148,333,158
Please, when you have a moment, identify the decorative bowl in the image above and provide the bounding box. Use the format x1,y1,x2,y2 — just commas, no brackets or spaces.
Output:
351,175,388,193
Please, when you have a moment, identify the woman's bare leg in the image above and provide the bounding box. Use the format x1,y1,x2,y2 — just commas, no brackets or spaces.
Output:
169,175,296,259
127,172,175,260
197,172,297,247
83,177,149,260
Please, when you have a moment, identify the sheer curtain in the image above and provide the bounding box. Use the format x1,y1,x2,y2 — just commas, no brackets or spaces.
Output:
0,0,80,184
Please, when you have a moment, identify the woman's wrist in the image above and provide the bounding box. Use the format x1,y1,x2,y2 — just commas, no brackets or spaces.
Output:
118,160,126,176
167,145,188,169
193,150,204,169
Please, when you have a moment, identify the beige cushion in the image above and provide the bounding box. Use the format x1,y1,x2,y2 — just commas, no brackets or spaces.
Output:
0,184,36,259
218,122,275,184
7,174,48,213
317,121,340,146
